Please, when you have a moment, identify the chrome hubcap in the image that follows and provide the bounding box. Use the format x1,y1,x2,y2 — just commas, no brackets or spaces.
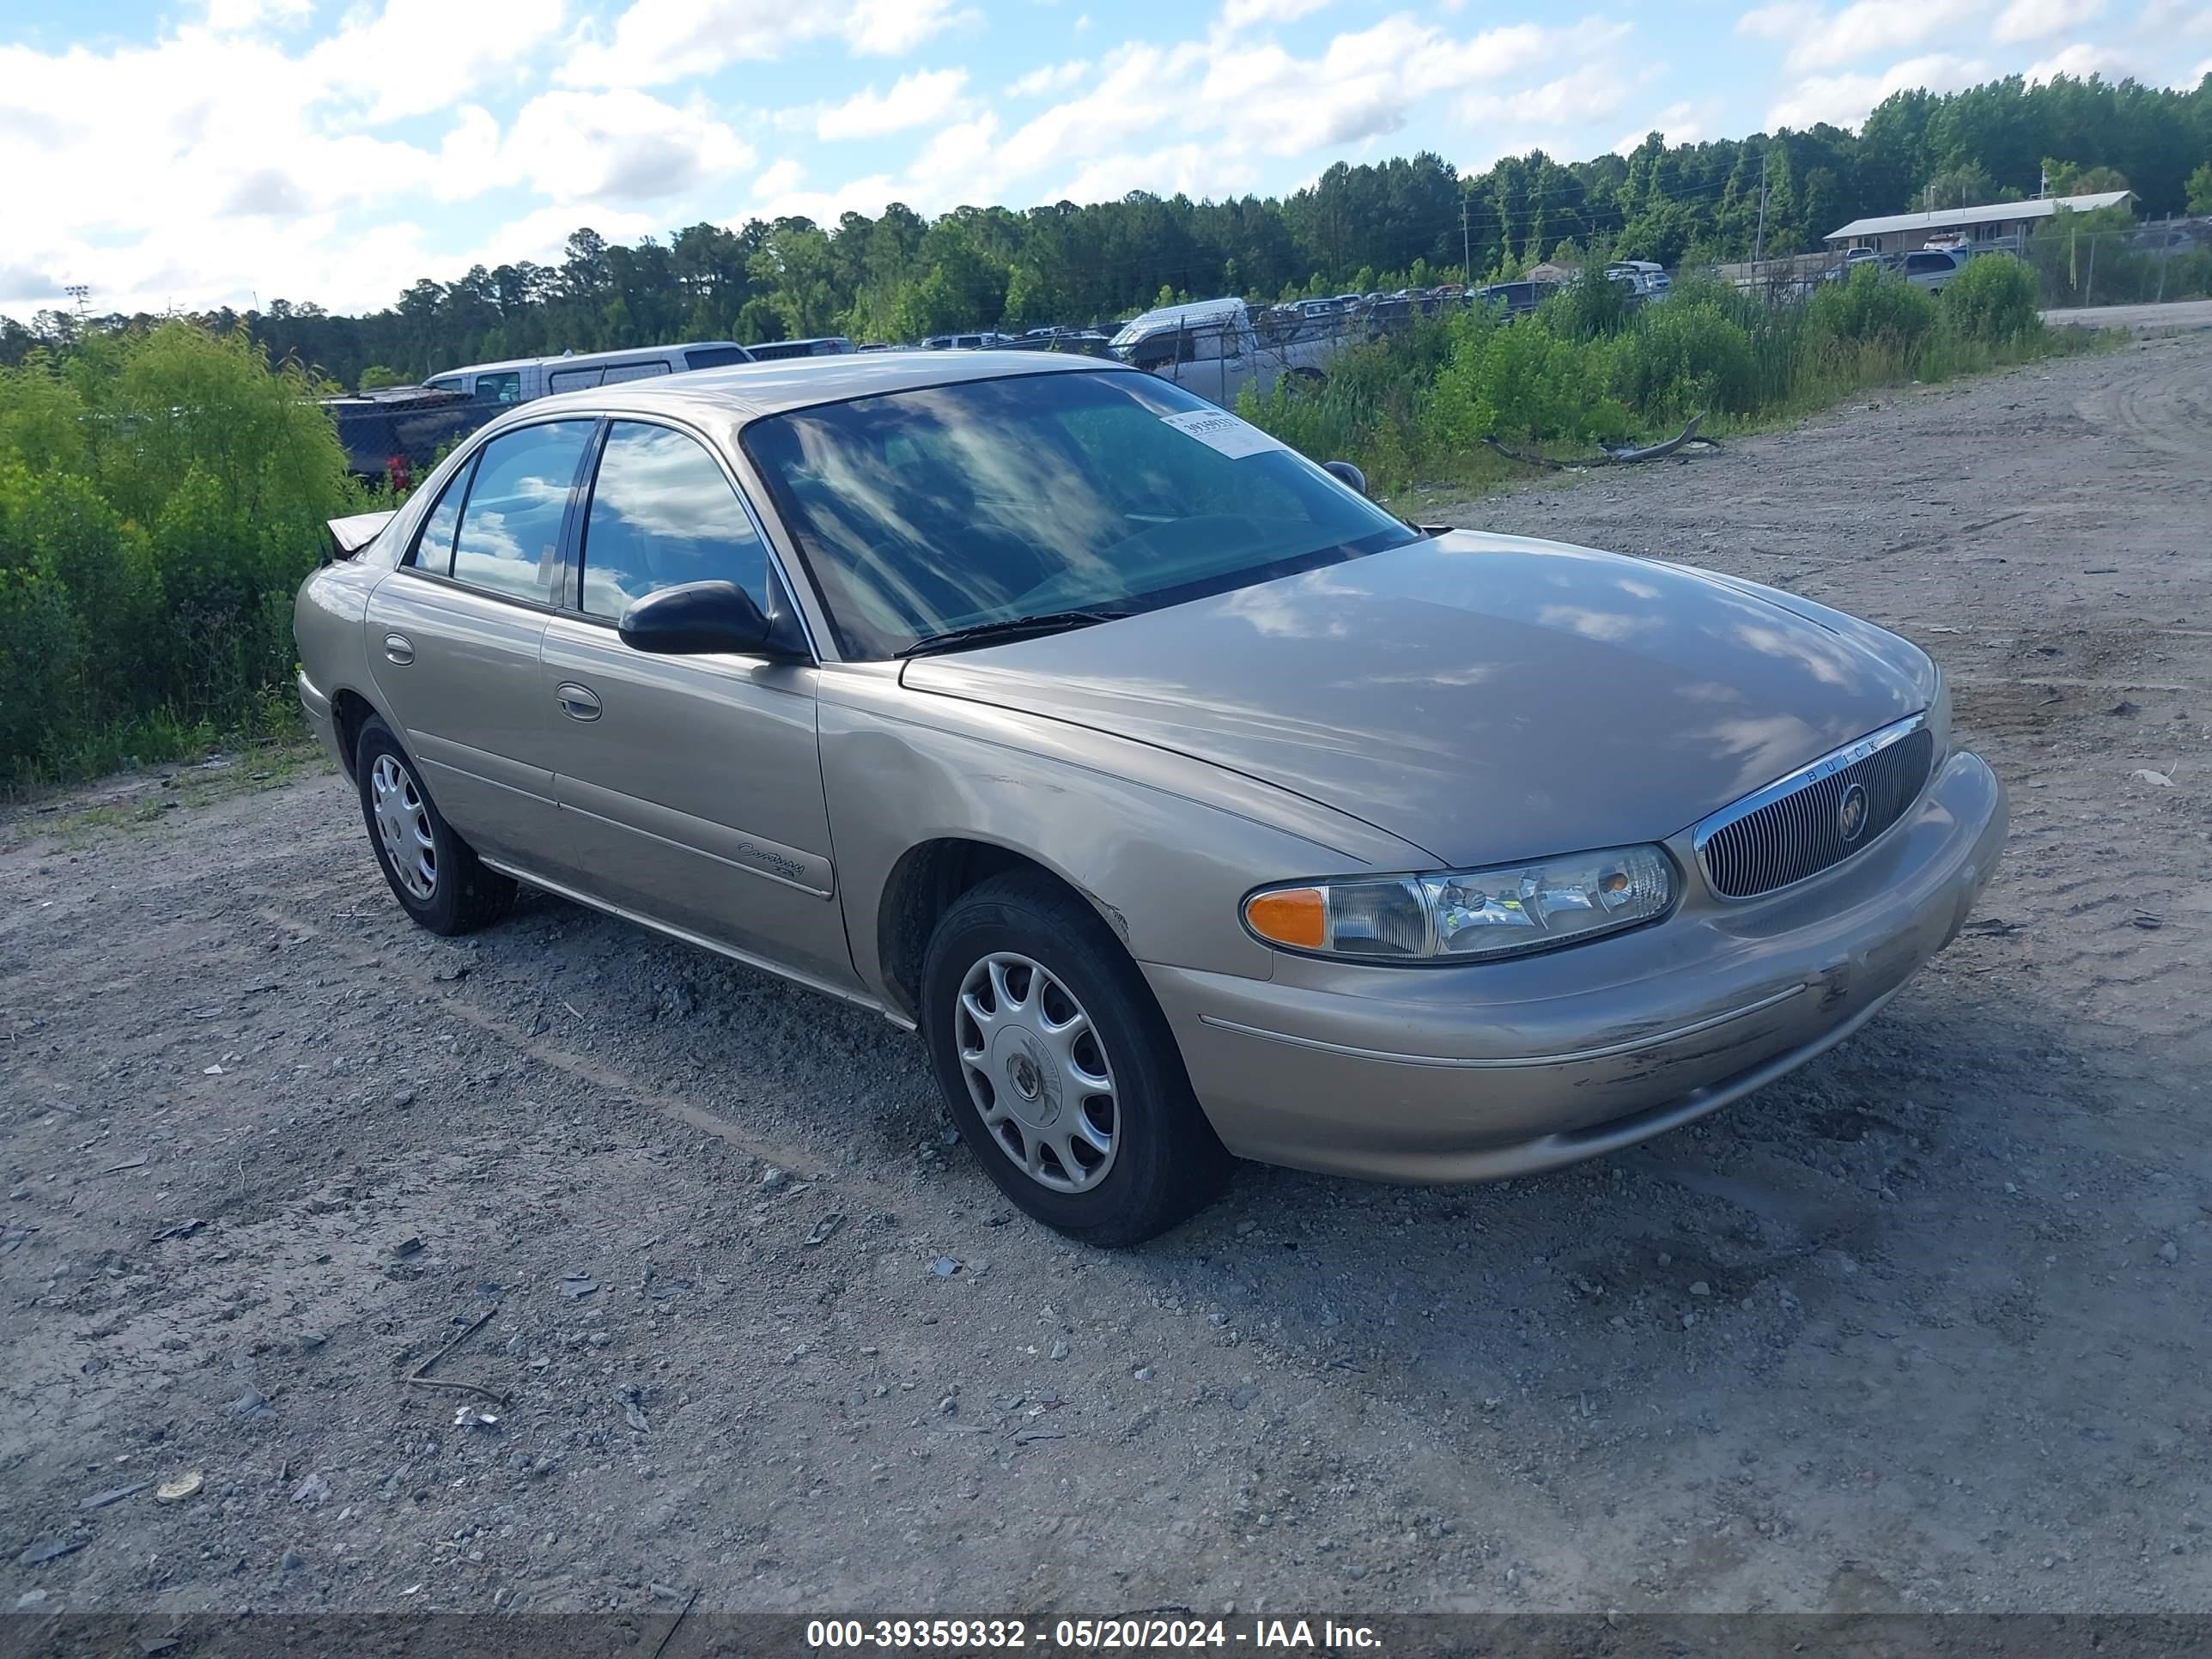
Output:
955,952,1119,1194
369,754,436,902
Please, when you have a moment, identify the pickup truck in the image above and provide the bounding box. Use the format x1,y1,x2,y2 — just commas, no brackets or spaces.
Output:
1108,298,1341,406
318,384,488,483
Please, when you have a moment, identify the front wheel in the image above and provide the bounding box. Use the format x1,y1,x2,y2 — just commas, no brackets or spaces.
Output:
920,872,1230,1245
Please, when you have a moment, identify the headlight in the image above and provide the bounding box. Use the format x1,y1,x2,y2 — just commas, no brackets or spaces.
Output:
1243,845,1676,963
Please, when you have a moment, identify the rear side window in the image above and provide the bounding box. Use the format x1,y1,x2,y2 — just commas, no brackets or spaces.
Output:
449,421,595,605
681,346,750,369
600,360,672,386
547,366,605,394
577,422,769,623
408,457,474,575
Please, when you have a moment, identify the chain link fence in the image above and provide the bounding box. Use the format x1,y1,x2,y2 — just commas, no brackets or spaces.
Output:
1712,219,2212,311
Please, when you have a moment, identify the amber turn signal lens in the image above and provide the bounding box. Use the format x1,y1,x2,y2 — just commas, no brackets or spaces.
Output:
1244,887,1327,949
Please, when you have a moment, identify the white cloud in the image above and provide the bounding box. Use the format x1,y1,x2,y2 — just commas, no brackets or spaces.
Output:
2023,40,2133,73
1462,60,1633,128
751,159,807,199
1220,0,1334,27
1768,51,1987,127
1738,0,1820,40
817,69,969,140
456,204,666,276
503,90,754,202
1611,99,1712,152
1007,58,1091,96
1739,0,1992,71
744,161,902,226
558,0,961,87
1055,142,1262,205
203,0,312,29
845,0,968,54
2133,0,2212,31
1995,0,2105,39
309,0,565,122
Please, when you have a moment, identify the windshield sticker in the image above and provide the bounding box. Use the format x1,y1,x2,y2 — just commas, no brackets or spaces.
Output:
1159,408,1285,459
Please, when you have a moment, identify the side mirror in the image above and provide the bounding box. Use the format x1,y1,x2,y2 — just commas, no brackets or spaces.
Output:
617,581,805,659
1322,459,1368,497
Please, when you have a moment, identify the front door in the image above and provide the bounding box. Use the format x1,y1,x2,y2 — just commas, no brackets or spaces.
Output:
540,418,858,993
365,417,596,866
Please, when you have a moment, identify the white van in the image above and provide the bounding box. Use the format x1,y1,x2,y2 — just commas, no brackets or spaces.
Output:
1109,298,1339,407
423,341,755,406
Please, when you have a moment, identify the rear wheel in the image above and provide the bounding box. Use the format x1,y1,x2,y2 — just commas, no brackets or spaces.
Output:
920,872,1229,1246
355,717,515,936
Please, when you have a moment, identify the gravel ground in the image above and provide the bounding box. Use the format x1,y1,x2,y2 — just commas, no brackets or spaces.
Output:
3,333,2209,1623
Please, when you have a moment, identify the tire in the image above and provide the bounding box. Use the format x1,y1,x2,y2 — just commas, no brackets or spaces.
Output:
354,716,516,937
920,872,1230,1246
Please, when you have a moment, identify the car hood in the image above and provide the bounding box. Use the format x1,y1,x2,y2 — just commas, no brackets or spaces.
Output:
899,531,1934,868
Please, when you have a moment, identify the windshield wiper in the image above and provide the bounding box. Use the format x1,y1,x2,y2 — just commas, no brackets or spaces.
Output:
896,610,1130,659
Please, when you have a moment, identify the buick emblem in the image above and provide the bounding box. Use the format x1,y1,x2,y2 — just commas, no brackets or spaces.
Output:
1838,783,1869,842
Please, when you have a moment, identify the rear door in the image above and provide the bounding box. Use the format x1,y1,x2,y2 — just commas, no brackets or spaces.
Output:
365,417,597,866
539,418,858,992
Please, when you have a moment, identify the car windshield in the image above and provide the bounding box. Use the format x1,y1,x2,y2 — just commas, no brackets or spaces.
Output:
741,368,1421,660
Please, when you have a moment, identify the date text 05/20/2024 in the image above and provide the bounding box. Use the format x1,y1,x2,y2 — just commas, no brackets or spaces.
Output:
805,1618,1382,1650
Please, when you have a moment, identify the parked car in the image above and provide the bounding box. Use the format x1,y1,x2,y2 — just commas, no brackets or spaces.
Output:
425,342,756,405
1006,327,1118,357
1109,297,1337,405
295,354,2005,1244
1900,248,1966,293
1604,260,1672,303
319,383,483,481
922,331,1019,349
1469,279,1560,317
744,337,855,361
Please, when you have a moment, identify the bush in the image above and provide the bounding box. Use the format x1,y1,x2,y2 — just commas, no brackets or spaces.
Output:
0,565,87,767
1806,264,1937,347
1940,253,2041,343
1611,299,1759,421
0,320,351,785
1540,273,1631,341
1430,310,1628,447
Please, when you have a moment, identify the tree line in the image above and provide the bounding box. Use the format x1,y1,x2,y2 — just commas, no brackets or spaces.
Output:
6,70,2210,390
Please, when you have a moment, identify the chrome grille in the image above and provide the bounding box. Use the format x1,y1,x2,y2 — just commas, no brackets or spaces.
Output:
1696,718,1935,900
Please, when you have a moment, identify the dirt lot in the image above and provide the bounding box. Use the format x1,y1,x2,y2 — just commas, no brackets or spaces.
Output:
4,333,2210,1625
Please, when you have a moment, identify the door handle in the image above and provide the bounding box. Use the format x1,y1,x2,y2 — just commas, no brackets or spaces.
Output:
383,633,414,665
555,683,602,721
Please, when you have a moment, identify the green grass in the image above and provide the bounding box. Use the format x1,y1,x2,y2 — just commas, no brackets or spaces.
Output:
0,706,330,853
1243,267,2121,507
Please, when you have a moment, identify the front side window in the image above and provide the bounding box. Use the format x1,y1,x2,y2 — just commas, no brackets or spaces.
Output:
449,421,594,605
474,372,521,404
578,422,769,623
742,369,1419,660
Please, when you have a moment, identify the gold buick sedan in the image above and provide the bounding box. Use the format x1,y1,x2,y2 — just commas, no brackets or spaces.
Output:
296,353,2007,1244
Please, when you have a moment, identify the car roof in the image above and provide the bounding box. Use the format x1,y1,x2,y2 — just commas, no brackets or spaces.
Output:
431,341,748,379
507,347,1118,424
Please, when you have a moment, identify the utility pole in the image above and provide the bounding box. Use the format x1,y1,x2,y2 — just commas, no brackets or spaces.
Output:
1460,194,1472,285
1753,150,1771,266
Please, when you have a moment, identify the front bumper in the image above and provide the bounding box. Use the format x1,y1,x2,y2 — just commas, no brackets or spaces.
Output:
1147,749,2008,1183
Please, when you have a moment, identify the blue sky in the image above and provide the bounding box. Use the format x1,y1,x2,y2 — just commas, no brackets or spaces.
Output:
4,0,2205,316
